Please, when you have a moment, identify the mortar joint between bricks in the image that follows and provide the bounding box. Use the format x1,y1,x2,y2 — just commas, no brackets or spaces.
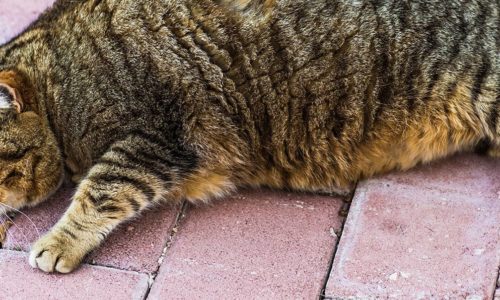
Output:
142,200,190,299
319,181,358,300
493,265,500,300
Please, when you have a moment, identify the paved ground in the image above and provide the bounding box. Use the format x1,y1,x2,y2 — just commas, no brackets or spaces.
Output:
0,1,499,299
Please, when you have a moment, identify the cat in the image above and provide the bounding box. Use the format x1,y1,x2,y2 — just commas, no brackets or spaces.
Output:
0,0,498,273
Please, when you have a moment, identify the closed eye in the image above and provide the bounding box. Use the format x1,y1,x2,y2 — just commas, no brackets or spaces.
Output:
1,170,23,185
0,146,35,161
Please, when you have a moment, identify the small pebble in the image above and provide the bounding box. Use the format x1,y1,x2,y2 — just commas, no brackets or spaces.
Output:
416,291,427,299
473,249,485,256
388,272,398,281
466,295,483,300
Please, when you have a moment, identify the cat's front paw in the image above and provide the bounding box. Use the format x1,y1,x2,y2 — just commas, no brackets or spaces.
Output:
29,230,86,273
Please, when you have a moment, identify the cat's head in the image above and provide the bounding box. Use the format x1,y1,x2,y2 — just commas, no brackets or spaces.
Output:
0,70,63,214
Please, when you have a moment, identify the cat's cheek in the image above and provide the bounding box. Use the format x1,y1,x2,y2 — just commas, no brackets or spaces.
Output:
0,188,27,212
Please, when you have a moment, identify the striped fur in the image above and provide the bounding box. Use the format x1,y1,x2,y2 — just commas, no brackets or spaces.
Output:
0,0,497,273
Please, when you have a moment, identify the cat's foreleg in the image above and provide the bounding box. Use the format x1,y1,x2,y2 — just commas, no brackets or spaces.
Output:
28,137,202,273
487,127,499,158
488,143,500,158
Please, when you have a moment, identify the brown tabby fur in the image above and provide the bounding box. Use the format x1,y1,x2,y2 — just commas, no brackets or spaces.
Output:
0,0,498,273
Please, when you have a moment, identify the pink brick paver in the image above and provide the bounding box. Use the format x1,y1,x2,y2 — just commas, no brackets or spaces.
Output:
148,190,344,299
87,204,181,272
3,185,73,252
325,154,500,299
0,250,149,300
3,184,183,273
0,0,55,44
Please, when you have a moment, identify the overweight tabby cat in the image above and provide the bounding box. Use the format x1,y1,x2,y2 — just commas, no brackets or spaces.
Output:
0,0,498,273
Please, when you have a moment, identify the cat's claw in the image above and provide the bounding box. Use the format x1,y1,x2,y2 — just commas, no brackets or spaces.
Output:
29,232,83,273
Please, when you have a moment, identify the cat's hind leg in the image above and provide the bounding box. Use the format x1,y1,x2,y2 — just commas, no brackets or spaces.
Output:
28,133,229,273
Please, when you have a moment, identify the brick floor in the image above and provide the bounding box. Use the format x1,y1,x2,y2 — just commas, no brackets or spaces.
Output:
2,188,343,299
148,190,344,299
325,154,500,299
87,203,182,273
0,0,55,44
0,250,149,300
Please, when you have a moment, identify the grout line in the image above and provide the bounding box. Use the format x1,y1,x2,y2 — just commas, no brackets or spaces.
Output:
141,200,190,300
319,182,358,300
492,266,500,300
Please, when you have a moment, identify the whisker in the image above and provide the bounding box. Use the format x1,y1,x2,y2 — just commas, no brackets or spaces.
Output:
0,214,16,247
0,203,41,242
0,222,30,258
1,211,30,251
1,220,22,251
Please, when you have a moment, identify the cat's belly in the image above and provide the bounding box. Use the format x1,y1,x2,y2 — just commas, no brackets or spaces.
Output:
244,87,485,193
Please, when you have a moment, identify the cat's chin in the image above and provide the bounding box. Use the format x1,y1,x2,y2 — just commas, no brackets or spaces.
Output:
0,172,65,213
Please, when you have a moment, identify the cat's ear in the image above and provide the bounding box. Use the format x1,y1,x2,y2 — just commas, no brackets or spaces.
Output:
0,83,23,113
